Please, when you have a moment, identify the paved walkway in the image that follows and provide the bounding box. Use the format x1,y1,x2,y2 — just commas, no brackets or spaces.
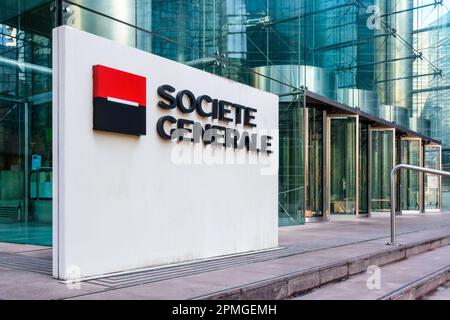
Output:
0,213,450,300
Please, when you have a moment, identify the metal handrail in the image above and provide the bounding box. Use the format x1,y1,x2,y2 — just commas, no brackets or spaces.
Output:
388,164,450,246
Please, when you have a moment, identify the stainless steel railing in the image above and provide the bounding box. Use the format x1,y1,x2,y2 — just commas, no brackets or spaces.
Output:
388,164,450,246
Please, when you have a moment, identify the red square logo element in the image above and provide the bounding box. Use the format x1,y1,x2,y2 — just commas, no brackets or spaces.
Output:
93,65,147,136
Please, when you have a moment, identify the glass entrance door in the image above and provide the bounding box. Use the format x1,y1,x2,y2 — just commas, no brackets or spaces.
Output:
359,123,369,215
328,115,358,215
370,128,395,211
400,138,422,211
305,108,324,219
424,145,441,211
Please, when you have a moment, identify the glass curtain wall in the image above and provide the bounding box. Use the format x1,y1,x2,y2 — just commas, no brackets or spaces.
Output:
279,99,305,226
65,0,221,70
0,0,54,245
413,1,449,208
58,0,448,218
0,0,447,242
65,0,140,47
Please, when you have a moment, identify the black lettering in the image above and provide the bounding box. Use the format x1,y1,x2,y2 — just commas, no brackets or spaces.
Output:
157,85,177,110
212,99,219,119
176,118,194,142
176,90,196,113
219,100,233,123
202,123,214,145
196,95,213,118
244,107,257,128
232,104,245,125
192,121,205,143
237,132,258,151
213,125,227,147
238,131,251,151
225,128,240,149
156,115,177,140
261,135,273,154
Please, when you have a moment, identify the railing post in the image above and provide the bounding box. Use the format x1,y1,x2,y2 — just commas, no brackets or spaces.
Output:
388,165,401,246
388,164,450,246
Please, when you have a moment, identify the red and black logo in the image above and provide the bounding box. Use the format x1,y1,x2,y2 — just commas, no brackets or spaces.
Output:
93,65,147,136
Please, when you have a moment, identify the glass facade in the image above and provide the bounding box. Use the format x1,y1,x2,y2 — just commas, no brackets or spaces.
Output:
0,0,53,245
279,100,304,226
0,0,449,244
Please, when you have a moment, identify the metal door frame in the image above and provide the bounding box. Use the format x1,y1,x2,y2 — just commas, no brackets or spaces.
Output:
359,121,371,217
304,108,327,222
326,114,360,218
423,144,442,212
369,127,396,213
399,136,423,213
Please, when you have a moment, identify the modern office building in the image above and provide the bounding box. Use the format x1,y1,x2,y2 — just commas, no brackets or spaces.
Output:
416,10,450,208
0,0,449,246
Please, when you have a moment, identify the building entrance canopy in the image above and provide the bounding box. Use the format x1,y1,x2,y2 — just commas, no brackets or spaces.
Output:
278,88,442,226
306,90,441,146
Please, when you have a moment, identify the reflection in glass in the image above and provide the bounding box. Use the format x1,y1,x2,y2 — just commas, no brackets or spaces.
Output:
0,1,53,245
425,146,441,210
401,139,421,211
359,123,369,214
65,0,220,66
371,130,394,211
66,0,141,48
329,117,357,215
306,109,323,218
278,101,304,226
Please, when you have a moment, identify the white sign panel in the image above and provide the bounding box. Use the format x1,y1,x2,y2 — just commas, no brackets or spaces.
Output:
52,26,279,279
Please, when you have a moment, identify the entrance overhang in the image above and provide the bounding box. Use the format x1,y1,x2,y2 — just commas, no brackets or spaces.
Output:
305,89,441,146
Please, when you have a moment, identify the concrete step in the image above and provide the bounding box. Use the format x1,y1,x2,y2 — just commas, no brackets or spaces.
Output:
422,281,450,300
292,245,450,300
197,234,450,300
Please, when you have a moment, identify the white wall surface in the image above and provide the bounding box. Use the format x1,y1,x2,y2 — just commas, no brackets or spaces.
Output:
53,26,278,280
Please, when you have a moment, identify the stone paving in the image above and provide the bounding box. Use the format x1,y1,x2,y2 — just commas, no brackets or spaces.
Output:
0,213,449,300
